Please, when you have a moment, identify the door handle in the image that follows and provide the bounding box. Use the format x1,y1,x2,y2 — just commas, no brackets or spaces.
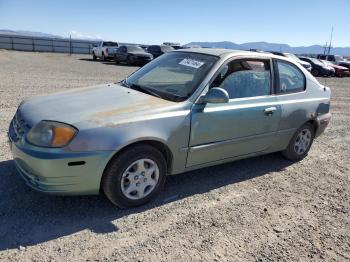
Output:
264,107,277,115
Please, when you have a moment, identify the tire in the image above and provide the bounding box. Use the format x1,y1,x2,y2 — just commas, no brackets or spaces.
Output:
311,69,319,77
282,123,315,161
102,145,167,208
92,52,97,61
126,55,131,65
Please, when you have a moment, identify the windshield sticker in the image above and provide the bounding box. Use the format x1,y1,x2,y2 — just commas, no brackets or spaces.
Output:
179,58,204,68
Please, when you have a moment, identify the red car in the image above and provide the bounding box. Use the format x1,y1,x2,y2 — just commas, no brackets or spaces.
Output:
321,60,350,77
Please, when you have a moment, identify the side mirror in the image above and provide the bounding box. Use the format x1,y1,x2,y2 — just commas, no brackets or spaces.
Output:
198,87,229,104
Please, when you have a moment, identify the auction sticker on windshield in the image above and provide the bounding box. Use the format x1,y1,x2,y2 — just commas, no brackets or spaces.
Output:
179,58,204,68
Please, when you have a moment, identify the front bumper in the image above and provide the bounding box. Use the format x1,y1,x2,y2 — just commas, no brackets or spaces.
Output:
9,137,112,195
130,56,153,64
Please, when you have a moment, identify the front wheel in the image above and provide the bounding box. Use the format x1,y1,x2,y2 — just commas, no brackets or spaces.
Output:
102,145,167,208
311,69,319,77
282,123,315,161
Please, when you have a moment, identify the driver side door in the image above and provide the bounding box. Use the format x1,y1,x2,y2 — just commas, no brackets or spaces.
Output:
187,58,282,167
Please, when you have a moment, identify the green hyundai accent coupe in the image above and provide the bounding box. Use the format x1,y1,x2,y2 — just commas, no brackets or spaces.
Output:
8,48,331,207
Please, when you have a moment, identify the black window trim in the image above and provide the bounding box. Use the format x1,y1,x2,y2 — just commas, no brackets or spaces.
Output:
273,58,306,95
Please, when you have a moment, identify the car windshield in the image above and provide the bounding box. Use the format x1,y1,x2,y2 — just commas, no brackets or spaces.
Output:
321,60,332,66
104,42,118,46
127,46,144,52
125,52,218,102
285,53,301,62
160,45,174,52
309,58,324,66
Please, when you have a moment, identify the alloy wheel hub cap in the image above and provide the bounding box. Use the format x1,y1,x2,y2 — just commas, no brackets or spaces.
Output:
121,159,159,200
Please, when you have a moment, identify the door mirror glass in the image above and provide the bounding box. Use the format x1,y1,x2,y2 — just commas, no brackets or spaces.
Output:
199,87,229,104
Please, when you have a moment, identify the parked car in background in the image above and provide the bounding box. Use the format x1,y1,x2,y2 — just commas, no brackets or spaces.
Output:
146,45,174,58
317,54,350,70
270,51,312,72
163,42,183,50
115,45,153,65
92,41,119,61
299,57,334,77
320,60,350,77
8,49,331,207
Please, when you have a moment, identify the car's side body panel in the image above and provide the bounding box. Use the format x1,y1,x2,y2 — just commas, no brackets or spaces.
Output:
187,96,282,167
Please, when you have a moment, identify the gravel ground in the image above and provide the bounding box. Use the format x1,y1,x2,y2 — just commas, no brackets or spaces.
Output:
0,50,349,261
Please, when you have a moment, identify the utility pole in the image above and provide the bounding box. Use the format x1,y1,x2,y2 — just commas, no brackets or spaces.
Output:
323,42,328,54
69,34,72,56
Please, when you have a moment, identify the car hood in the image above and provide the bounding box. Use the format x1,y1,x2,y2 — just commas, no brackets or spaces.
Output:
19,83,177,129
298,60,311,67
332,64,349,70
339,61,350,66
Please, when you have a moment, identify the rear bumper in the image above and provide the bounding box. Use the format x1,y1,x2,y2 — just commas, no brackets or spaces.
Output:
9,138,112,195
315,113,331,138
337,71,350,77
105,53,116,58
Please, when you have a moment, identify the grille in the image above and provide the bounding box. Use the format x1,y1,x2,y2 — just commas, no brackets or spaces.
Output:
10,111,31,142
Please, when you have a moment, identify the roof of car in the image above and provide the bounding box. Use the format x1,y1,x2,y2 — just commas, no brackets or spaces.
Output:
174,48,277,58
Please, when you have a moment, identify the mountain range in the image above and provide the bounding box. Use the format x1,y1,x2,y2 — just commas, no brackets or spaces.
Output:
185,41,350,56
0,29,64,39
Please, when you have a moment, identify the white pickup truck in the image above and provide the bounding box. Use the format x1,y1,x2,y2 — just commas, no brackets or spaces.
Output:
92,41,119,61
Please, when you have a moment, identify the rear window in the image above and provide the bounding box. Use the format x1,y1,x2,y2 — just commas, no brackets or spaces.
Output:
160,46,174,52
103,42,118,47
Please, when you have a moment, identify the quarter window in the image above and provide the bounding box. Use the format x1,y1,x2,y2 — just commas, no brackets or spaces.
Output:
276,61,305,93
210,60,271,99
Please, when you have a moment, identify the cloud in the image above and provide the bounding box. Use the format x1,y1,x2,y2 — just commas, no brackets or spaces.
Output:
69,30,103,40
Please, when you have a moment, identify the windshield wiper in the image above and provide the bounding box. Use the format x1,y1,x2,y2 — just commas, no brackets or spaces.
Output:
121,79,187,101
134,85,162,99
122,80,162,99
120,79,130,88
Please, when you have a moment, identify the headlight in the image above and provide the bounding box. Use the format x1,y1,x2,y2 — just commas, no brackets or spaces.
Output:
26,121,77,148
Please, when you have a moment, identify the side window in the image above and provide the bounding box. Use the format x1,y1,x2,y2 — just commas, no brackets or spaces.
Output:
210,59,271,99
328,56,335,62
276,60,305,93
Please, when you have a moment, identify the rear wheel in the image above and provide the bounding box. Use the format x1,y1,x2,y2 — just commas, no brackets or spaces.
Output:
282,123,315,161
102,145,167,208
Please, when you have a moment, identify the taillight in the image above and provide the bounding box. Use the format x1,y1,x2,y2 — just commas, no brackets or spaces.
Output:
106,48,109,54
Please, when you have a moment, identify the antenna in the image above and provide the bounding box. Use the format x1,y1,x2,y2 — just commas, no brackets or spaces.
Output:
327,26,333,55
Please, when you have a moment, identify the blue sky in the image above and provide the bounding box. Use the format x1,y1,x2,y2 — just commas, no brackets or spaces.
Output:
0,0,349,46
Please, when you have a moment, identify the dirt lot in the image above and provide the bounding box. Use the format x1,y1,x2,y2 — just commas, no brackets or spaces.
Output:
0,50,349,261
